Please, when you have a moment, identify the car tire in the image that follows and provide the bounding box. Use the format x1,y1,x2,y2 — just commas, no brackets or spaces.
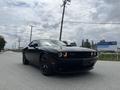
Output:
23,54,29,65
40,55,54,76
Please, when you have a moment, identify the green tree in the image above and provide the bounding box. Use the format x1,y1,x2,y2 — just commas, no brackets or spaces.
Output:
91,40,97,49
91,40,94,49
91,41,97,50
81,39,84,47
82,39,91,48
0,35,6,51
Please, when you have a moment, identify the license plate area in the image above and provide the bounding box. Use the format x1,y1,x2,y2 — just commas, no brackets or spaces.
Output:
82,60,93,66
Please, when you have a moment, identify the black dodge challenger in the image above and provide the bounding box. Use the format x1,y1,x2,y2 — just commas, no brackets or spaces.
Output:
23,39,97,75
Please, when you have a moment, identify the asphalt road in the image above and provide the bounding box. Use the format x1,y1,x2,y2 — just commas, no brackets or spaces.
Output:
0,51,120,90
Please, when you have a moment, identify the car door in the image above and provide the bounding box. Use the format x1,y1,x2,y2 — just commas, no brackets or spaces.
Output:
26,41,35,63
34,42,44,66
29,40,41,65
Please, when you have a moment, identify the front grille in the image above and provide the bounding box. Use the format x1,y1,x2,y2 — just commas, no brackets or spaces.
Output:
67,52,92,58
56,60,94,72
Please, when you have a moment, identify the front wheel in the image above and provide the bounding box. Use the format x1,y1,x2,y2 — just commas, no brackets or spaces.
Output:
40,55,54,76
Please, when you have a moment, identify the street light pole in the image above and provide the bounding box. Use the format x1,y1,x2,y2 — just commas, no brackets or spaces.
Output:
59,0,67,41
18,37,21,49
30,25,34,43
59,0,71,41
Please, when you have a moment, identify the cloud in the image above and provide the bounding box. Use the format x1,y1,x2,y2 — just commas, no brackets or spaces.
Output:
5,1,30,7
92,0,120,22
0,0,120,48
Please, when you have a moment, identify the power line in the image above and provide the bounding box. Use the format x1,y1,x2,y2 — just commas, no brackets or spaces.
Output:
64,21,120,25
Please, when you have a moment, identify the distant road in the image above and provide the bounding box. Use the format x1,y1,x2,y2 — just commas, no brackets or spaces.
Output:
0,51,120,90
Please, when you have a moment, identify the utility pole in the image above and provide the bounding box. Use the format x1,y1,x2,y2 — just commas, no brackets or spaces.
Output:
18,37,21,49
59,0,71,41
30,25,34,43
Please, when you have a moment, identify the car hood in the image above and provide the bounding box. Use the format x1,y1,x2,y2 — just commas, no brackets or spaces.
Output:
57,46,96,52
41,46,96,52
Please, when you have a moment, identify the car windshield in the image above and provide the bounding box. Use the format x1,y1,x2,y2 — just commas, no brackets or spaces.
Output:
38,40,66,47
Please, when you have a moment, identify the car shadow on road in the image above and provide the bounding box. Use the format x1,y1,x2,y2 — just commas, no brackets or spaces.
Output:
13,63,104,89
16,62,103,82
53,71,102,79
28,64,102,78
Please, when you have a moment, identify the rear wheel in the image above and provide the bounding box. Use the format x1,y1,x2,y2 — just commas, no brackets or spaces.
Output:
40,55,54,76
23,54,29,65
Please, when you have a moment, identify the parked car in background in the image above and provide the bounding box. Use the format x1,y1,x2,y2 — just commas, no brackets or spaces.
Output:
22,39,97,76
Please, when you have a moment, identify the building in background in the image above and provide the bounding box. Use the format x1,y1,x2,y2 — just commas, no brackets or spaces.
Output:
97,40,117,52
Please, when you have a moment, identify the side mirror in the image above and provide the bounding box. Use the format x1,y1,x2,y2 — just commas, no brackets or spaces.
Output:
30,43,38,48
24,47,28,50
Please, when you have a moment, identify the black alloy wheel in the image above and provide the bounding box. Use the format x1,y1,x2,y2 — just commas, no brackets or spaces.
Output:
40,55,54,76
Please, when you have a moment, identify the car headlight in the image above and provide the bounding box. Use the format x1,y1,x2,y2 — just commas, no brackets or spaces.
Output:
91,52,94,56
95,52,97,56
58,52,68,57
91,52,97,56
58,52,63,57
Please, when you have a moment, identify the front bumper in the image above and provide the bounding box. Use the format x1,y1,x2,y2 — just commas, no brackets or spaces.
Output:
53,57,97,73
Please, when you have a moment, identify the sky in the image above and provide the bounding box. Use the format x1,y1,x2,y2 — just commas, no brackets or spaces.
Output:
0,0,120,48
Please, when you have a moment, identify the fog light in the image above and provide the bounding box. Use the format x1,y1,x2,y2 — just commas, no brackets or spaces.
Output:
58,52,68,58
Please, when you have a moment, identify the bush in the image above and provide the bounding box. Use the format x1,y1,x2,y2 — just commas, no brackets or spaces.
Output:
98,53,120,61
0,35,6,51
